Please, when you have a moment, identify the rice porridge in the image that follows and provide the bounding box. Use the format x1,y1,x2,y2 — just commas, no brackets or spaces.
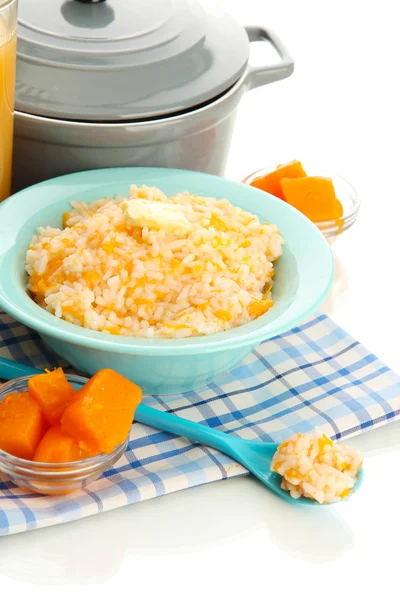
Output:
26,185,283,339
271,430,363,503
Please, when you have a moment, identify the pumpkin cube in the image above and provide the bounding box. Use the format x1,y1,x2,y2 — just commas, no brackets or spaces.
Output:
281,176,343,222
61,369,142,454
33,425,86,463
28,367,75,425
0,392,47,460
250,160,307,199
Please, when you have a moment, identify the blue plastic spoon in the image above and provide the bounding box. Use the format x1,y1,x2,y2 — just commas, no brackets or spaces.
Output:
0,357,364,504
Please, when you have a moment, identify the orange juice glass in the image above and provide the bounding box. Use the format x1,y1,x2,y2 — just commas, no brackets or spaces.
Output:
0,0,17,202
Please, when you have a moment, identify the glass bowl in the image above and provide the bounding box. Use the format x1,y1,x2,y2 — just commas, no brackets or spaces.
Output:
0,374,128,495
242,165,361,242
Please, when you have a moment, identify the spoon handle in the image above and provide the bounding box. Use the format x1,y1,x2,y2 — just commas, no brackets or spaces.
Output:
135,403,245,461
0,357,42,380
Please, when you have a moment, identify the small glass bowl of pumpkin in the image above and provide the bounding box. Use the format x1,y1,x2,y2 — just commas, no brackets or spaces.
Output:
242,161,361,241
0,368,142,495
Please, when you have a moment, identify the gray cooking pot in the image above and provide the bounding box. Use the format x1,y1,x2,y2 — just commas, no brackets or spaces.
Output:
12,0,294,192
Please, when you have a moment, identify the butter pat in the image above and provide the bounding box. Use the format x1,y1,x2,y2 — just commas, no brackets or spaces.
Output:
122,198,191,234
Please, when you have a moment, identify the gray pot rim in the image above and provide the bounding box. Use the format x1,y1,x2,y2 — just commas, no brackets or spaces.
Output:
14,73,247,129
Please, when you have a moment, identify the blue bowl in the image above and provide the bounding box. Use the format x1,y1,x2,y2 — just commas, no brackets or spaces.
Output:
0,167,333,394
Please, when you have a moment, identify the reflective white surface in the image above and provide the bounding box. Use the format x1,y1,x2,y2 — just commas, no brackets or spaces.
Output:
0,0,399,596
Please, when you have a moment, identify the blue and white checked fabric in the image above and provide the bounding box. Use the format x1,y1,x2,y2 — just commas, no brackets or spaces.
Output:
1,309,399,536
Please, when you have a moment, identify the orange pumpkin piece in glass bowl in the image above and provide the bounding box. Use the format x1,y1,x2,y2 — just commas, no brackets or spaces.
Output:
61,369,142,455
0,391,46,460
248,160,306,200
28,367,75,425
33,424,86,463
242,161,360,241
280,176,343,223
0,368,142,495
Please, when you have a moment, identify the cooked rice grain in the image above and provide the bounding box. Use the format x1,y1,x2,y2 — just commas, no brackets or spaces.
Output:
26,185,283,338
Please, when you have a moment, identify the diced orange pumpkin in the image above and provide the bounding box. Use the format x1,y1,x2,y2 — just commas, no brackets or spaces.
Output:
284,468,303,480
62,211,71,228
209,215,228,232
28,368,75,425
248,298,274,318
0,392,47,460
250,160,307,200
33,425,86,463
102,241,116,254
215,309,232,322
272,461,284,471
317,433,333,454
84,270,101,286
61,369,142,455
281,176,343,223
278,440,290,450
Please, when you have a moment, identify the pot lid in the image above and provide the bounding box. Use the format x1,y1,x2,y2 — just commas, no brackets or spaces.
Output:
15,0,250,121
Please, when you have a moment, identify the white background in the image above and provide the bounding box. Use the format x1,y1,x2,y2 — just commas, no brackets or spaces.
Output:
1,0,400,597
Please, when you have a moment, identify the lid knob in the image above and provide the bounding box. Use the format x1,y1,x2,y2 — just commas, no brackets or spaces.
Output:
74,0,107,3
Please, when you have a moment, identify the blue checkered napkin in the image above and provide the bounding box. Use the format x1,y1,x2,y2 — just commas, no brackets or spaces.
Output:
0,310,399,536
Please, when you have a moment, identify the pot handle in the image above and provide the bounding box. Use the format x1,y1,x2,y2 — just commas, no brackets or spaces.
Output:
244,26,294,90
